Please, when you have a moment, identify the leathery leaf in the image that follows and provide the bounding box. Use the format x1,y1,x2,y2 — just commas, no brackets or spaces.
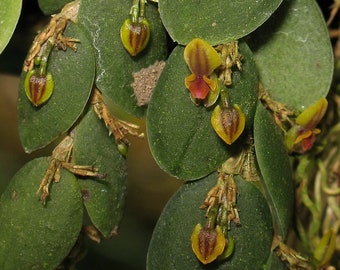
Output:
0,0,22,54
249,0,333,111
18,22,95,153
159,0,282,45
73,108,127,238
254,103,294,239
0,157,83,269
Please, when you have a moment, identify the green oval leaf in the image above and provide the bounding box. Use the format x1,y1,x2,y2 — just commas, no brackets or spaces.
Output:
248,0,333,111
159,0,282,45
73,108,127,238
38,0,73,15
0,0,22,54
0,157,83,269
18,22,95,153
147,42,258,180
254,103,294,238
147,174,273,269
78,0,168,117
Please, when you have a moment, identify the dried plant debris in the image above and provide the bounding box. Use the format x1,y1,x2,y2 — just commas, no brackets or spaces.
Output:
131,60,166,106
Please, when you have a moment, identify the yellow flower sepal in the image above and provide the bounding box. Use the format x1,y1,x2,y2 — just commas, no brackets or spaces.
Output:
296,98,327,129
24,69,54,107
211,103,245,145
120,18,150,56
285,98,328,153
191,224,226,264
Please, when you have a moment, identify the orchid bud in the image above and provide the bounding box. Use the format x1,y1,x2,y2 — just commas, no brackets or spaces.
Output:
285,98,328,153
211,103,245,145
120,18,150,56
117,142,128,156
24,69,54,107
217,234,234,261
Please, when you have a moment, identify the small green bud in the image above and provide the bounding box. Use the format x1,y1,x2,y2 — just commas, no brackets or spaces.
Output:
218,234,234,260
24,70,54,107
117,142,128,156
120,18,150,56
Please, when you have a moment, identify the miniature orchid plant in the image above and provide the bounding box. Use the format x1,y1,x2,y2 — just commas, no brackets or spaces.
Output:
0,0,338,269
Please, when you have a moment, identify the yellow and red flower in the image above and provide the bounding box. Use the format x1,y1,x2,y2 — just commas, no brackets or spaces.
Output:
285,98,328,153
184,38,222,100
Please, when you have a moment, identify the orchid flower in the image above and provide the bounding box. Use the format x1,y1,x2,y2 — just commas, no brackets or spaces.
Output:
285,98,328,153
211,91,245,145
191,224,226,264
184,38,222,100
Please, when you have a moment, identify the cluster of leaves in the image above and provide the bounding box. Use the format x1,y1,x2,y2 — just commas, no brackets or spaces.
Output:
147,0,333,268
0,0,167,268
0,0,334,269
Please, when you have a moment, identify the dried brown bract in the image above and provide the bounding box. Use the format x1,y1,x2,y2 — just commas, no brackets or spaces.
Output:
23,0,80,72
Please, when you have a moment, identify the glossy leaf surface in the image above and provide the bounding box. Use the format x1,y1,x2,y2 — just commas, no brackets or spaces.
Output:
147,174,273,269
38,0,73,15
147,43,258,180
159,0,282,45
73,108,127,238
249,0,333,111
18,23,95,153
78,0,168,117
0,0,22,54
254,103,294,238
0,157,83,269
